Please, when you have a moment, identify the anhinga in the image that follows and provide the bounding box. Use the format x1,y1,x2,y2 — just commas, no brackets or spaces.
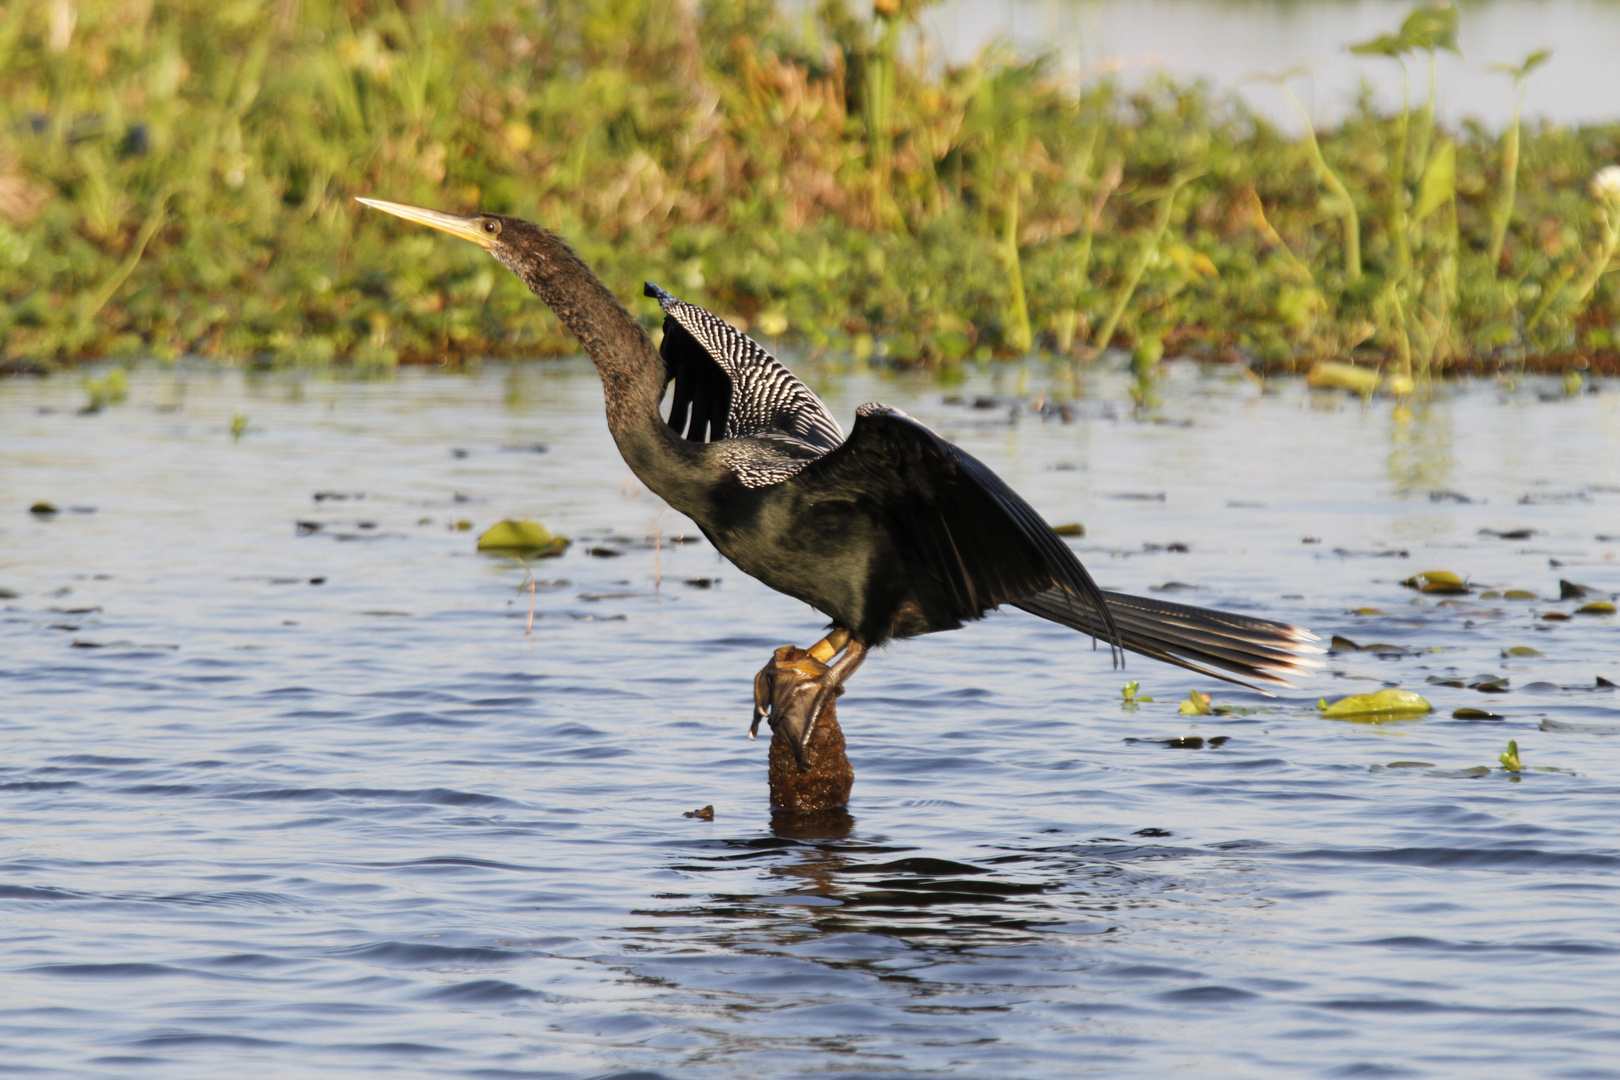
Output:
358,199,1321,769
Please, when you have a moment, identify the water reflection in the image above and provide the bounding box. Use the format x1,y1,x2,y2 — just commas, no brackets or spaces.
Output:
1386,399,1456,495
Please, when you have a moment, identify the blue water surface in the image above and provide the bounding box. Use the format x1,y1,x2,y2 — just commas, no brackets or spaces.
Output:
2,362,1618,1079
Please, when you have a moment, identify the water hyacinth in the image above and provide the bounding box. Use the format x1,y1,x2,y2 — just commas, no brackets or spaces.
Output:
0,0,1619,372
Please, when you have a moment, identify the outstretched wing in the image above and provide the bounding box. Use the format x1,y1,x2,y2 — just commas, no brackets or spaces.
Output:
645,282,843,451
784,402,1121,656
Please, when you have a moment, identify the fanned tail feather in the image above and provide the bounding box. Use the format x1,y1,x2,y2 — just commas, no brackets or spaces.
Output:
1014,589,1323,696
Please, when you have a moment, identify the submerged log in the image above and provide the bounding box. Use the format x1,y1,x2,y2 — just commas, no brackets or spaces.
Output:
762,645,853,813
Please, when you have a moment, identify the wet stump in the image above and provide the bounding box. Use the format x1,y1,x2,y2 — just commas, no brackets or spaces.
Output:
762,646,853,813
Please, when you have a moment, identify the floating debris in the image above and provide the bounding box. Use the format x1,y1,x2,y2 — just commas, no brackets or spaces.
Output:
1561,580,1602,599
1452,708,1504,720
1330,635,1412,656
1051,523,1085,537
29,502,58,516
683,805,715,820
1541,719,1620,734
1125,735,1230,749
1503,646,1544,658
1430,490,1475,504
1479,528,1535,539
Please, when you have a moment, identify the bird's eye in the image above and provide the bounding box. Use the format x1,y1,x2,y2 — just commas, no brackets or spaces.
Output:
483,219,500,236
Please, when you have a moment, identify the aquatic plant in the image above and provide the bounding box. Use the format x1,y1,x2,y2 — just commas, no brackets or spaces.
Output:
0,0,1617,374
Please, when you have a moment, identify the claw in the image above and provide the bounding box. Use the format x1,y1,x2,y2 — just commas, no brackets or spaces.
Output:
750,635,867,771
750,660,774,740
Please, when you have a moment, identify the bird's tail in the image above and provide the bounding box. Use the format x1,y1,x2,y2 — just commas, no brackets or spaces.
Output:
1013,588,1323,695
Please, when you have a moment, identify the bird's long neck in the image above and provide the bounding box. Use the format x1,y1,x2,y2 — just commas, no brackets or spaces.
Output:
505,240,709,507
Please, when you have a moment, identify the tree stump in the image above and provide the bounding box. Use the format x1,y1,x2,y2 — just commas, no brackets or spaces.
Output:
762,645,854,813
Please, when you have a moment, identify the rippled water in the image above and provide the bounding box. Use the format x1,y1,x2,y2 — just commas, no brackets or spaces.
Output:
3,362,1618,1079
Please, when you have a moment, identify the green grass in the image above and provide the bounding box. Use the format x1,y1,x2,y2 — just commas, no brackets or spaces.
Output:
2,0,1618,374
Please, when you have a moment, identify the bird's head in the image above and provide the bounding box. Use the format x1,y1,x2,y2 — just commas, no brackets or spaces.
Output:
356,197,563,284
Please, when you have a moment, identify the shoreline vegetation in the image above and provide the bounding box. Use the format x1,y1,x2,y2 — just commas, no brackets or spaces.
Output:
2,0,1619,378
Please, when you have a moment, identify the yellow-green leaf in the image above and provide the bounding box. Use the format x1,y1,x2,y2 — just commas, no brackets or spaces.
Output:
1178,691,1213,716
1576,601,1616,615
1401,570,1469,594
1320,689,1433,719
1414,141,1456,221
1500,740,1522,773
1307,361,1380,395
477,520,569,557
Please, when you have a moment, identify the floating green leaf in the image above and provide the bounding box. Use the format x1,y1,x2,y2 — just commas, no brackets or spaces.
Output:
1121,680,1153,705
1453,708,1504,720
1401,570,1469,594
1307,361,1380,395
1499,739,1522,773
1503,589,1537,600
1576,602,1616,615
1178,691,1213,716
477,520,570,557
1503,646,1543,658
1320,689,1434,719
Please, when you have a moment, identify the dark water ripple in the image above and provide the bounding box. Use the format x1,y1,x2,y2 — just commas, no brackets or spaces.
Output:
3,366,1619,1078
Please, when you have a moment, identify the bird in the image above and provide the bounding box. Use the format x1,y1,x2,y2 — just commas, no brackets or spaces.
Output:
357,198,1322,764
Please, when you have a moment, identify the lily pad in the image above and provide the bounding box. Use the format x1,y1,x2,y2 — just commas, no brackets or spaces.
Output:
1401,570,1469,595
1320,689,1433,719
1348,607,1386,616
1576,601,1617,615
1503,646,1543,658
1503,589,1537,601
476,520,570,557
1307,360,1380,395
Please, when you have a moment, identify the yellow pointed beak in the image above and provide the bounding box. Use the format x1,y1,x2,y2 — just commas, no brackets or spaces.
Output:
356,197,496,249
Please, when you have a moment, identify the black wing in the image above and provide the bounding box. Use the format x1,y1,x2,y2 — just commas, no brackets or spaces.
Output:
785,403,1122,656
645,282,842,450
